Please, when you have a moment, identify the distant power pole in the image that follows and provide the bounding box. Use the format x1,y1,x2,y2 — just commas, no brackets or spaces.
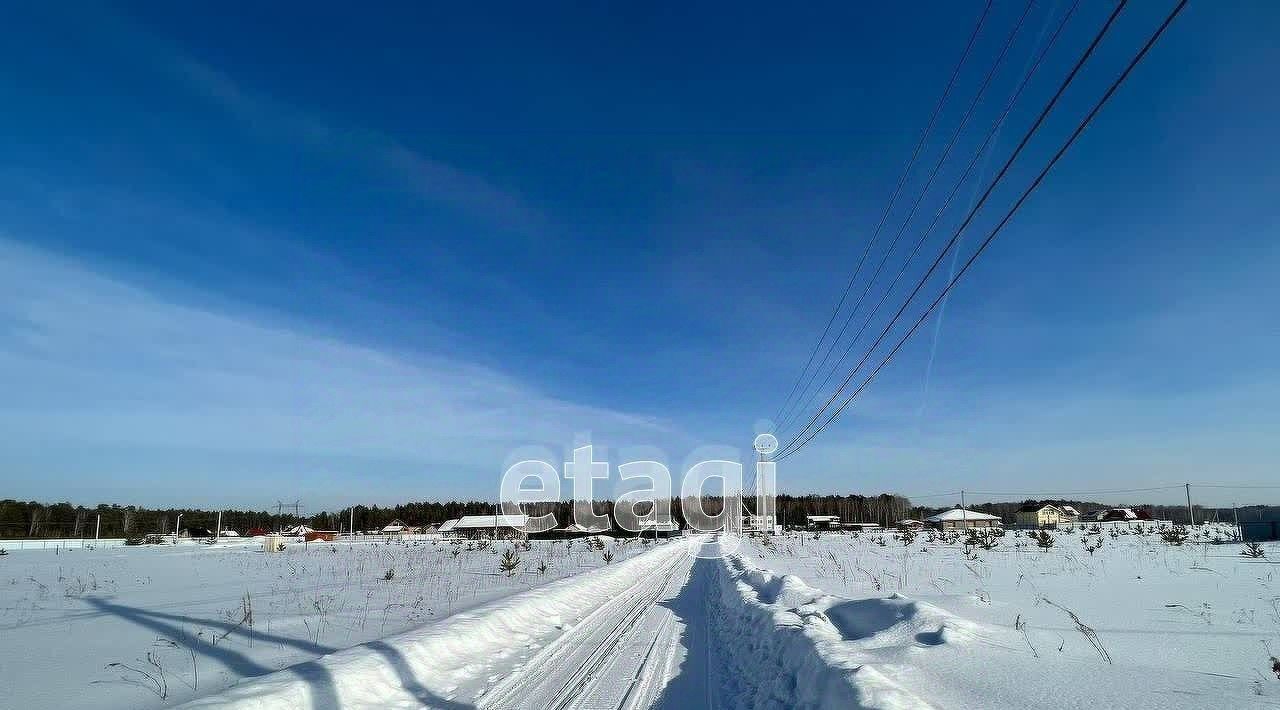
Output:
1184,483,1194,526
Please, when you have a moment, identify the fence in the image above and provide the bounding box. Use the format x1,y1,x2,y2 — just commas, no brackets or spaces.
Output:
1240,521,1280,542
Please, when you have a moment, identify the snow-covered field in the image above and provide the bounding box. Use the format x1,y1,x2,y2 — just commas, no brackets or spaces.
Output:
0,534,656,709
718,525,1280,708
3,526,1279,709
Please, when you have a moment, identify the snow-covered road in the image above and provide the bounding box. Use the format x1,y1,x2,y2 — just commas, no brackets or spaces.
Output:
178,537,712,710
477,538,704,709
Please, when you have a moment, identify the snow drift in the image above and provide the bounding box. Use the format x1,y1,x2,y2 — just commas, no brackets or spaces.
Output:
708,536,1276,710
709,548,962,709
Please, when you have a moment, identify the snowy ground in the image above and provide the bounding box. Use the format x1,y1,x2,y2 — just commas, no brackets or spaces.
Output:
3,527,1279,709
0,534,656,709
720,525,1280,708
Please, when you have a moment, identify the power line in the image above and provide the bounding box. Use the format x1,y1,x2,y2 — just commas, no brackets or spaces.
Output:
967,485,1184,497
773,0,1127,458
777,0,1043,436
777,0,1188,460
776,0,1128,457
777,0,1179,460
1190,484,1280,490
771,1,994,430
921,0,1081,415
897,491,963,500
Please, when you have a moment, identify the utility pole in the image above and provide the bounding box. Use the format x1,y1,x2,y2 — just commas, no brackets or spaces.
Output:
350,507,355,539
1233,502,1240,541
1184,483,1194,526
215,511,222,544
960,490,967,529
94,514,100,542
275,501,303,532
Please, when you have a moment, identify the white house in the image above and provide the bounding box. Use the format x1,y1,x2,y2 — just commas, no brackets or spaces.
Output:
806,515,841,530
638,519,681,538
381,519,408,534
453,514,529,539
924,508,1002,529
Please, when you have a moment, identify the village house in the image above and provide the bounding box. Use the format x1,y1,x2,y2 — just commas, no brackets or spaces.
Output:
527,521,613,540
1016,502,1066,528
452,514,529,540
380,519,408,535
924,508,1002,530
638,519,682,538
805,515,841,531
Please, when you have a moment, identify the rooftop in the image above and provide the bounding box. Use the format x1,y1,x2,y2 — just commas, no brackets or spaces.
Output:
924,509,1002,522
454,514,528,529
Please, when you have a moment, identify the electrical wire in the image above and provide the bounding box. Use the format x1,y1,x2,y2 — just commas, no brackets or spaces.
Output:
776,0,1130,457
771,1,995,430
776,0,1188,460
777,0,1046,436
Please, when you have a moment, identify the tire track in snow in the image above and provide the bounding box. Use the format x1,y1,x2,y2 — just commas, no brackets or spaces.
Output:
478,540,694,709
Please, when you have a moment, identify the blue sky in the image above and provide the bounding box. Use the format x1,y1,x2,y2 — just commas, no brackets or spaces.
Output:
1,2,1276,509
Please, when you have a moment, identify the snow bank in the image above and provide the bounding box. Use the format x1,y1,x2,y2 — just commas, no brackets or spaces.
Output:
177,539,690,709
713,534,1278,709
710,548,949,709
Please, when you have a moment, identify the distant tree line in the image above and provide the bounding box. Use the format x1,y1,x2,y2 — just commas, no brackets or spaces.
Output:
910,499,1276,526
776,494,913,527
1,496,1275,539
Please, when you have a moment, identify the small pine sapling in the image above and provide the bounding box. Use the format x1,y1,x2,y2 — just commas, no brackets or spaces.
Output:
1034,530,1055,551
499,548,521,576
1160,526,1189,546
1241,542,1266,559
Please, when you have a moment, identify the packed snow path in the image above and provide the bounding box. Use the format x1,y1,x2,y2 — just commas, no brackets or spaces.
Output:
178,537,711,710
476,539,707,709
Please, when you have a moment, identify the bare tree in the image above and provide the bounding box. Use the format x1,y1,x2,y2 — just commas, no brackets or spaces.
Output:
28,506,44,537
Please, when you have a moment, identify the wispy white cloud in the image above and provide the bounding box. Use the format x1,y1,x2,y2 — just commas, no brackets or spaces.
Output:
166,56,545,232
0,239,681,506
58,2,543,235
